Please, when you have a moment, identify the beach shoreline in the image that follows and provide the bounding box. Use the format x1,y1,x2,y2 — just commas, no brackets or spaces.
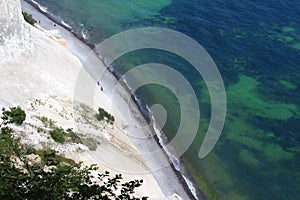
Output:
21,0,205,199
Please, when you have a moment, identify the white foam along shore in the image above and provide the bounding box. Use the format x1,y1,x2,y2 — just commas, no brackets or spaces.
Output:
19,1,204,199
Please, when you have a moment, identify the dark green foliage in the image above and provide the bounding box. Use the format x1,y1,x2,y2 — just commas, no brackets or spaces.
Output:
39,148,59,166
22,11,37,25
41,117,81,144
96,107,115,125
0,107,147,200
1,106,26,125
40,116,48,124
37,149,75,165
49,128,65,144
40,116,56,128
49,127,82,144
66,128,82,143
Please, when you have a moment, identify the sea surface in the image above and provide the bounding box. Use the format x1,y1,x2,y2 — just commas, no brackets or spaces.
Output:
32,0,300,199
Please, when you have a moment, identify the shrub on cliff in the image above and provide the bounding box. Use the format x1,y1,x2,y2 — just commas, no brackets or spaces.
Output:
40,116,56,128
22,11,37,25
49,127,66,144
96,107,115,125
1,106,26,125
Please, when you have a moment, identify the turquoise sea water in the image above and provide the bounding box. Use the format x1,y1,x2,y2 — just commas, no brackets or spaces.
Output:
33,0,300,199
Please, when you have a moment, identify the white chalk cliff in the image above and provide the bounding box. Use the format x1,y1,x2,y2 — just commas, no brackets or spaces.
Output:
0,0,32,64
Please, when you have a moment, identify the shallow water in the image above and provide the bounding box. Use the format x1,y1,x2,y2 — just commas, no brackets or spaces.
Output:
33,0,300,199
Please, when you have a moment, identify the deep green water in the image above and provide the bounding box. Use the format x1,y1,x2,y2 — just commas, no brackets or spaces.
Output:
33,0,300,199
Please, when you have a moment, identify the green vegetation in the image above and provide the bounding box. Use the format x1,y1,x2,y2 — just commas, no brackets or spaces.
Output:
40,116,56,128
226,75,299,120
279,80,297,89
40,116,81,144
49,127,65,144
1,106,26,125
37,149,75,165
96,107,115,125
0,107,147,199
265,25,300,50
49,127,83,144
65,128,82,143
22,11,37,25
237,149,260,168
293,42,300,50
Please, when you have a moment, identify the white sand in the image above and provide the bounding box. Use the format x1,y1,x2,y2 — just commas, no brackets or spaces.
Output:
0,1,196,199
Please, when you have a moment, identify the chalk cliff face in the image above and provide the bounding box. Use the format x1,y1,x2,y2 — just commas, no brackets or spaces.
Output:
0,0,32,64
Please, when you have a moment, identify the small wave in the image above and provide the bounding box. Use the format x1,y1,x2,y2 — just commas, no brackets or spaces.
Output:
31,0,47,12
133,94,140,103
123,78,133,90
102,57,108,66
79,24,88,39
152,114,199,199
81,29,87,39
183,175,199,200
152,119,181,171
107,65,114,72
61,20,72,29
97,54,104,61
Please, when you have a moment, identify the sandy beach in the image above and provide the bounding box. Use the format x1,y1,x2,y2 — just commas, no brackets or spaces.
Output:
0,0,200,199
